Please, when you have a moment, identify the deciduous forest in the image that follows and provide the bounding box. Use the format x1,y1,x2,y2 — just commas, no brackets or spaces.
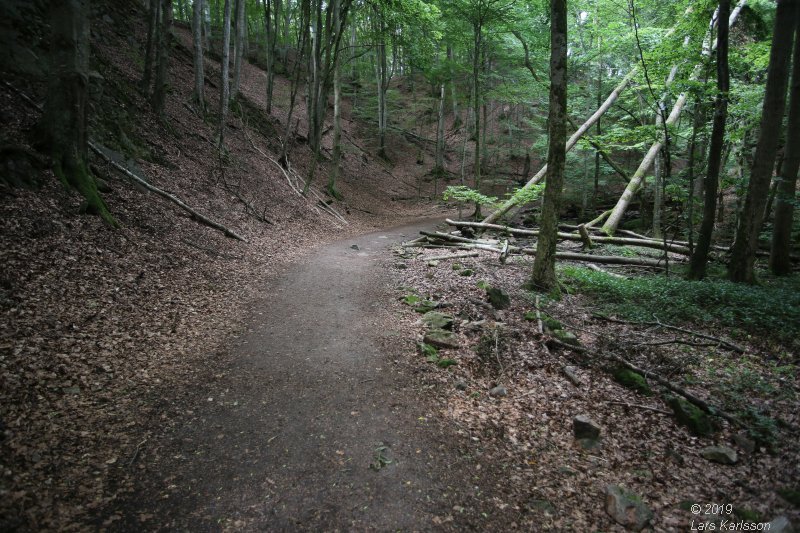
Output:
1,0,798,530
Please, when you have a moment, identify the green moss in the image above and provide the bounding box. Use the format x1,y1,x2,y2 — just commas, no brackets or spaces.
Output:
523,311,537,322
667,396,714,437
54,157,116,226
612,367,653,396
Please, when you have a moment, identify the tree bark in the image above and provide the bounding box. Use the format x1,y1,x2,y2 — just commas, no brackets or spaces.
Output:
327,48,343,200
141,0,160,93
151,0,173,116
39,0,112,223
729,0,798,282
192,0,206,109
218,0,232,150
232,0,245,100
530,0,567,291
770,11,800,275
689,0,731,280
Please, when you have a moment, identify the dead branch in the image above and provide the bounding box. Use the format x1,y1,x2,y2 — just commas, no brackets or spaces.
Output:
89,142,248,242
591,314,744,353
606,401,671,415
425,251,480,261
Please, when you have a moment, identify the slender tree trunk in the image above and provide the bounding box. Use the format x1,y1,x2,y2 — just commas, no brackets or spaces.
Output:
435,82,446,173
232,0,245,100
328,48,343,200
471,23,482,218
218,0,232,150
729,0,798,283
203,0,211,51
689,0,731,280
374,4,388,159
142,0,160,93
530,0,567,291
151,0,172,116
447,45,459,128
192,0,206,109
770,17,800,275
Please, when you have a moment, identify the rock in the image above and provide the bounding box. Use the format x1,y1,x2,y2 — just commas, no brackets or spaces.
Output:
612,367,652,396
455,380,468,391
459,268,474,276
732,432,756,454
667,396,714,437
413,300,438,314
486,287,511,310
489,385,507,397
523,311,537,322
422,311,454,331
768,516,794,533
526,499,555,513
541,314,563,332
394,262,408,270
427,260,440,267
350,244,359,250
700,445,738,465
605,484,653,532
424,329,459,349
452,262,462,270
552,329,580,346
578,438,602,450
573,415,601,440
562,366,581,386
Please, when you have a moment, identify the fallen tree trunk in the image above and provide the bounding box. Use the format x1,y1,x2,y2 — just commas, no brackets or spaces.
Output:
445,219,691,255
89,141,248,242
420,230,680,268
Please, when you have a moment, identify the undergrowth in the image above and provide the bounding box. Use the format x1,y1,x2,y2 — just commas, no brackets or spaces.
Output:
560,266,800,348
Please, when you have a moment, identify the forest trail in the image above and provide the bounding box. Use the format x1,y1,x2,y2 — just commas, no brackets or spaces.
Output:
122,219,486,531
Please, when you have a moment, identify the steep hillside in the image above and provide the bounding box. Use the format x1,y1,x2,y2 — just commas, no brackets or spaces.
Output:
0,2,443,529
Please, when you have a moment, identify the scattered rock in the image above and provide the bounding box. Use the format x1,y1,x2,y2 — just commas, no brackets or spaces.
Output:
700,445,738,465
452,262,462,271
427,260,440,267
767,516,794,533
578,438,602,450
667,396,714,437
526,499,555,513
612,367,652,396
573,415,601,440
562,366,581,386
455,380,468,391
489,385,507,397
551,329,580,346
350,244,359,250
459,268,474,276
424,329,459,349
732,432,756,454
393,262,408,270
541,314,563,332
605,484,653,532
486,287,511,310
413,300,438,314
421,311,454,331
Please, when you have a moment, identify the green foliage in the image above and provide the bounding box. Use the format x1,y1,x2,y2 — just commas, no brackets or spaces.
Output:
561,267,800,346
442,185,499,207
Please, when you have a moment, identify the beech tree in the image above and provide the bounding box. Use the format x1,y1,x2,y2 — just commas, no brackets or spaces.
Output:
192,0,206,110
530,0,567,291
729,0,798,283
218,0,233,150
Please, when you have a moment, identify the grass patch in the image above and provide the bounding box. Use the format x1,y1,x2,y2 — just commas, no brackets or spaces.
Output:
560,266,800,347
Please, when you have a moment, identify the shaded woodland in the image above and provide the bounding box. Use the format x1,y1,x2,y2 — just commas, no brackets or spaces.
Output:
1,0,799,530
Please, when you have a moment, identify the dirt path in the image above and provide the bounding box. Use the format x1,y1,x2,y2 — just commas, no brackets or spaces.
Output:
122,220,494,531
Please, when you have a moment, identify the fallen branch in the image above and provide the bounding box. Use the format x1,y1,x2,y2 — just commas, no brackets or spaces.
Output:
591,314,744,353
606,401,671,415
89,142,248,242
547,336,743,427
426,251,480,261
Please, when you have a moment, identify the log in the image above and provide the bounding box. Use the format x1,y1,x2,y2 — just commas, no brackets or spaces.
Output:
89,142,248,242
577,224,594,249
425,251,480,261
421,230,680,268
445,219,691,255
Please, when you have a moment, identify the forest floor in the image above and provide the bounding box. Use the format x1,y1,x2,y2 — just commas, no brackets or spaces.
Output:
2,2,799,531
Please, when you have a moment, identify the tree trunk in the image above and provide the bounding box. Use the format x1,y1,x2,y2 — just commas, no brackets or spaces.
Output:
141,0,160,93
192,0,206,109
203,0,211,51
770,13,800,275
374,4,388,159
530,0,567,291
447,45,459,128
39,0,112,223
689,0,731,280
151,0,172,116
218,0,232,150
435,82,446,175
471,23,482,218
328,49,343,200
232,0,245,100
729,0,798,283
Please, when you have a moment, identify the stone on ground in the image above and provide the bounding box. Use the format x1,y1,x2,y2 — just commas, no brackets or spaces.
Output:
700,445,738,465
605,484,653,532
